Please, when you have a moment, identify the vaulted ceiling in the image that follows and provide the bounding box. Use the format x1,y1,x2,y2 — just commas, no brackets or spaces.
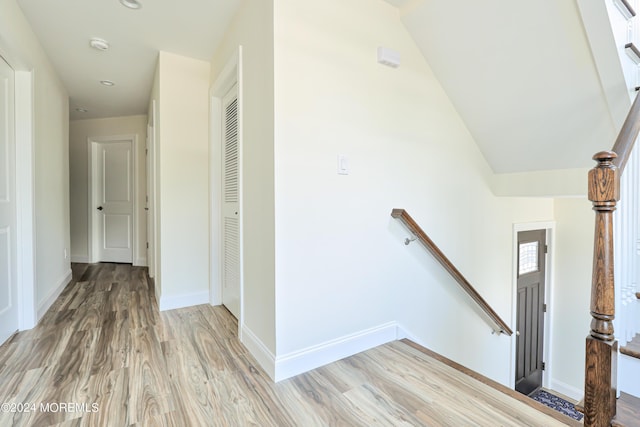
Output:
388,0,626,174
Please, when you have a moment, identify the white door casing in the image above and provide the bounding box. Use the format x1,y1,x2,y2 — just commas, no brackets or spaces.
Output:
89,137,135,263
147,100,158,279
145,124,154,277
0,56,18,343
221,84,240,319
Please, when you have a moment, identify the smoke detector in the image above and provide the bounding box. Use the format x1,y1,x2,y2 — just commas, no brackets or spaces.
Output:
120,0,141,9
89,38,110,51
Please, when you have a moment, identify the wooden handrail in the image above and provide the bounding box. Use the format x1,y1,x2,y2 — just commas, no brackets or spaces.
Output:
612,90,640,172
391,208,513,336
583,92,640,427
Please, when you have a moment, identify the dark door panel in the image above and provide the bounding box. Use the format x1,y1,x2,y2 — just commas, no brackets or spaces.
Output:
515,230,546,396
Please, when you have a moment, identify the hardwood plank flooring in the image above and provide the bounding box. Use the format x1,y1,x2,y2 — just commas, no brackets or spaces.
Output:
613,392,640,427
0,263,580,426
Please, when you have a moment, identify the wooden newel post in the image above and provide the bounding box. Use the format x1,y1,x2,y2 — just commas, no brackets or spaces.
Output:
584,151,619,427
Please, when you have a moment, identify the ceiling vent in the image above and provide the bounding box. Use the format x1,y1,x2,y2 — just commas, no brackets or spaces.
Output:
377,47,400,68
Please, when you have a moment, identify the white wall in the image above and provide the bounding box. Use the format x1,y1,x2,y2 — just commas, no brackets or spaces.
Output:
549,197,593,398
272,0,555,384
69,115,148,265
492,168,587,197
210,0,276,355
155,52,210,310
0,0,71,318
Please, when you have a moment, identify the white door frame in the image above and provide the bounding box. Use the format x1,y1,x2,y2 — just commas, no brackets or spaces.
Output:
15,71,36,329
87,135,138,264
210,47,244,333
510,221,555,392
0,45,37,330
146,101,157,278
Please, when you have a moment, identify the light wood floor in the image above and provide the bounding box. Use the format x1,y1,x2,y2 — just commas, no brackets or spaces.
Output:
0,263,580,426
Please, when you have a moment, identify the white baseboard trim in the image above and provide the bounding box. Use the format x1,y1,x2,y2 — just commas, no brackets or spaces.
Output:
549,378,583,401
158,290,209,311
134,257,147,267
395,322,418,342
70,256,147,266
241,324,276,380
36,269,72,321
273,321,404,382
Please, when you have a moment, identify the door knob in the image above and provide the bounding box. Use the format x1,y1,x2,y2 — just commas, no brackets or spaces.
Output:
97,206,103,211
516,331,520,336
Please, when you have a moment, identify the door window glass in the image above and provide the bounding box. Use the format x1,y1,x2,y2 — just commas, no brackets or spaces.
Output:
519,241,539,275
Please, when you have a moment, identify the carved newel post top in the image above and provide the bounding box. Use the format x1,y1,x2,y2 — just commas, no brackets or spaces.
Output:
592,151,617,165
589,151,620,204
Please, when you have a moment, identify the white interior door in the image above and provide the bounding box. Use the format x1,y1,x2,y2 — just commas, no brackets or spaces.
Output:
0,56,18,343
222,84,240,319
95,140,133,263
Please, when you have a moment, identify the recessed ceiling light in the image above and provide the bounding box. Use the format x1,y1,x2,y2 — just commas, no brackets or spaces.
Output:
100,80,115,86
89,38,110,51
75,107,88,113
120,0,141,9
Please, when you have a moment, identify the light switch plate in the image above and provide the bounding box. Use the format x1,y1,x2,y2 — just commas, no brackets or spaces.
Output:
338,155,349,175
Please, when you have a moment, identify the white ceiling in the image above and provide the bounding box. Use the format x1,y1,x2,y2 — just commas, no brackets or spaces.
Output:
387,0,621,173
17,0,241,120
19,0,626,173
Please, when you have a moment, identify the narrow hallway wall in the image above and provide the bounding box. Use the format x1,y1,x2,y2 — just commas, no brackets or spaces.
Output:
69,115,148,266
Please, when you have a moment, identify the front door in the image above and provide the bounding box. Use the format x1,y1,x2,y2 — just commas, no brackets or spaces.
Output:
515,229,547,395
94,140,134,263
0,56,18,344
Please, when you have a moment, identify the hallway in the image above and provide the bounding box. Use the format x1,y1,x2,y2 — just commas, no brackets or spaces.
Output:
0,264,578,426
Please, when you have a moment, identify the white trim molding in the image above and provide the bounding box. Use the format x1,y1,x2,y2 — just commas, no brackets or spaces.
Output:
134,257,147,267
273,322,403,382
37,270,72,321
549,378,584,402
159,291,209,311
241,324,276,380
240,322,407,383
70,255,89,263
15,70,36,330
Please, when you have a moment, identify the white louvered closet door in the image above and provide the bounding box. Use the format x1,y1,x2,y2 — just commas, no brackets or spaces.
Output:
222,84,240,319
